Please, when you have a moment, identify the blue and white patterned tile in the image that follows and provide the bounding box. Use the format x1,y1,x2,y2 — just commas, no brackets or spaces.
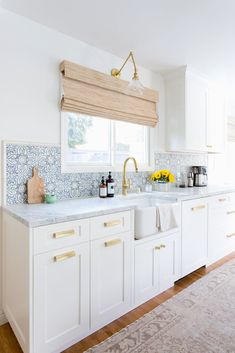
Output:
5,144,208,205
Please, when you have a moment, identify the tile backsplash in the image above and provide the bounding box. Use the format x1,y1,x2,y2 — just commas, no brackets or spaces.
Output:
155,152,208,177
5,143,208,205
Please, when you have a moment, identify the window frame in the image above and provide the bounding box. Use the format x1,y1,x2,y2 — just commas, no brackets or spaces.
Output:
61,112,155,173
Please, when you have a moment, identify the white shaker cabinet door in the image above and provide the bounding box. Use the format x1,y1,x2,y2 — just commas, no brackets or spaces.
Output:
134,239,159,306
34,243,89,353
207,88,225,153
186,72,208,152
158,235,178,293
90,234,132,330
182,199,208,277
134,233,179,306
208,195,228,264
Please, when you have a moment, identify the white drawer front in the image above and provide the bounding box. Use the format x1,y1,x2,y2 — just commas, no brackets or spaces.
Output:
34,219,89,254
208,194,229,210
90,211,131,240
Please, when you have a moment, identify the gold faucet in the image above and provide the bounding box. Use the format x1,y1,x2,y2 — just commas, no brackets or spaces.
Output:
122,157,138,196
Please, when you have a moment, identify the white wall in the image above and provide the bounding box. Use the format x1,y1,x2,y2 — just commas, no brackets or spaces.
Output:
0,8,165,324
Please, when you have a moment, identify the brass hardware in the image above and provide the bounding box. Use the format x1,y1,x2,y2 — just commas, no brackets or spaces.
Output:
207,145,213,148
227,210,235,215
122,157,138,196
53,229,75,239
191,205,205,211
111,51,139,80
219,198,226,202
226,233,235,238
160,244,166,248
155,246,161,250
105,239,122,247
54,250,76,262
104,220,121,227
111,52,144,94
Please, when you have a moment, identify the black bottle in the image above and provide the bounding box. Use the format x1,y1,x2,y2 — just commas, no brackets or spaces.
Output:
106,171,115,197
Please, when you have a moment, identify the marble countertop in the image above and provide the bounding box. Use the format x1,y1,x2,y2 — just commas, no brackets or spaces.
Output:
3,185,235,227
151,184,235,201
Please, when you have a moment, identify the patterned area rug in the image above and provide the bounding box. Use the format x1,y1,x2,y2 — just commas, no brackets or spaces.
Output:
85,259,235,353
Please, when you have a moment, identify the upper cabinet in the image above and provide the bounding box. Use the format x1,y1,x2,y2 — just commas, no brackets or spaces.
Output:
207,86,226,153
165,66,225,153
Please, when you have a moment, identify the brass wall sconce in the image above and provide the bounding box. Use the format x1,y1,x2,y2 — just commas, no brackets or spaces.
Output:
111,51,144,94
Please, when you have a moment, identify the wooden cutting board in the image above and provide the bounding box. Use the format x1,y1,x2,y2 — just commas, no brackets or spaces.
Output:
27,167,45,204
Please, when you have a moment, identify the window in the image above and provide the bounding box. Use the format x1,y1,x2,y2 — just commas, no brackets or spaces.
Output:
61,112,154,173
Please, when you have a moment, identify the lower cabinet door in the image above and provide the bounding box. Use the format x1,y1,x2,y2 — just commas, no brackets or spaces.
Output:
208,197,227,264
134,233,178,306
134,240,159,305
158,235,177,293
34,243,89,353
91,234,132,329
182,199,208,276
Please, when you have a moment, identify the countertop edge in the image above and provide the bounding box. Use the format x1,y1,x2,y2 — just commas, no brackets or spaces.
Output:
2,204,136,228
3,186,235,228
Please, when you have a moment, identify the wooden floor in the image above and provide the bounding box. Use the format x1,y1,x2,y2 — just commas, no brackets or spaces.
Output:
1,252,235,353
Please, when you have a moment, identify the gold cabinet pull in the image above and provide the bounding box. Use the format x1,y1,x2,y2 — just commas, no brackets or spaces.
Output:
104,239,122,247
227,210,235,215
54,250,76,262
160,244,166,248
226,233,235,238
219,198,226,202
207,145,213,148
191,205,205,211
53,229,75,239
104,220,121,227
155,246,161,250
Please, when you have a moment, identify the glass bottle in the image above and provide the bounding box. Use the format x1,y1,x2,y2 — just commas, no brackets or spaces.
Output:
99,176,107,198
106,171,115,197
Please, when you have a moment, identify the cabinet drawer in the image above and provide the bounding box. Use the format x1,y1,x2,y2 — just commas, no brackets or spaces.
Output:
208,194,229,211
90,211,131,240
225,225,235,255
34,219,90,254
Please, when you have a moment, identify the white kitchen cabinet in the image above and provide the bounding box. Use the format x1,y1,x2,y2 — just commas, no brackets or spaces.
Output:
3,210,134,353
207,194,228,264
5,191,235,353
182,198,208,276
34,244,89,353
91,232,132,329
224,194,235,255
207,87,226,153
134,231,179,306
165,66,225,153
208,193,235,264
2,215,91,353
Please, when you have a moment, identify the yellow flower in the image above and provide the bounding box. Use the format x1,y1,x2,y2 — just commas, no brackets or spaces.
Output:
169,173,175,183
161,170,169,178
155,172,161,179
151,169,174,182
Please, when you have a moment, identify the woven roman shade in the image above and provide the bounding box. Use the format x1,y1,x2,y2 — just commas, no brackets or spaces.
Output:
60,60,159,127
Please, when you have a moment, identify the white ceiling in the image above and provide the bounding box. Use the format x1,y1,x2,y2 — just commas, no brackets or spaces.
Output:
1,0,235,91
